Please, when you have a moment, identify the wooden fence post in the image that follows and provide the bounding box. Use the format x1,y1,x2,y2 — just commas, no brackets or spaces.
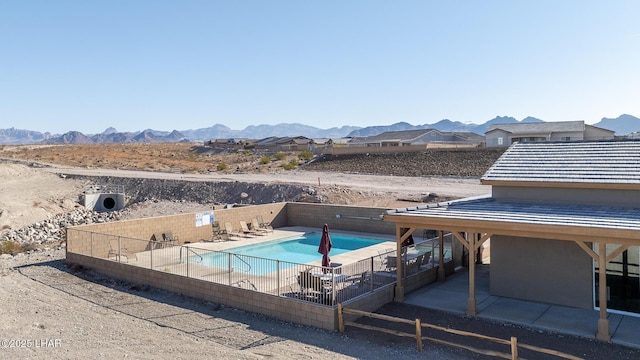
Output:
416,318,423,352
511,336,518,359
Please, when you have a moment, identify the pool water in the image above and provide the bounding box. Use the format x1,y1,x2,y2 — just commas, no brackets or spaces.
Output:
192,232,387,275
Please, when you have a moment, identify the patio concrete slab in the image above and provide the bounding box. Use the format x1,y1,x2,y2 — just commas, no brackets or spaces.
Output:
478,297,552,325
614,315,640,348
403,265,640,349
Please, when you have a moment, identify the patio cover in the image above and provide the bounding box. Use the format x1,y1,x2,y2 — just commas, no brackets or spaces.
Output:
383,195,640,341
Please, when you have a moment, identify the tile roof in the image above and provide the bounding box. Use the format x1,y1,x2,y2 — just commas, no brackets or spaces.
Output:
385,197,640,232
481,140,640,185
357,129,438,142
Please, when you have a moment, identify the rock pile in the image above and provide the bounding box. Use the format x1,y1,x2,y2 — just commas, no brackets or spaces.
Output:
1,207,118,247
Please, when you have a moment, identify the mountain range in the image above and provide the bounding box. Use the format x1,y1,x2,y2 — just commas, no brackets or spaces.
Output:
1,114,639,145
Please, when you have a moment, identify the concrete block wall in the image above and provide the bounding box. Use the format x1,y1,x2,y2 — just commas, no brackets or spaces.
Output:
286,203,395,234
341,286,395,323
66,229,124,258
66,252,337,330
211,203,287,233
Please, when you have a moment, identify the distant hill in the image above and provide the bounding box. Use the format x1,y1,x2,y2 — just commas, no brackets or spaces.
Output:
0,128,53,145
345,116,545,137
593,114,640,135
42,129,189,144
2,114,638,145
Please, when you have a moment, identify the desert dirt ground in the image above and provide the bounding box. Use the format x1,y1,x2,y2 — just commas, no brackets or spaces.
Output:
1,145,639,359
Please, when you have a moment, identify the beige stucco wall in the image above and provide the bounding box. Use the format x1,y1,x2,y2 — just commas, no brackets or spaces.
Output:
585,125,615,140
548,131,584,141
490,235,593,309
485,130,510,147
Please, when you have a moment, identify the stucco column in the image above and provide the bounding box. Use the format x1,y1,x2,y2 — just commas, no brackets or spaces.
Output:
596,242,611,342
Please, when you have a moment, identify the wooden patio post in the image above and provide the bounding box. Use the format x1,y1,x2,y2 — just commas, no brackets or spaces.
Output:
394,225,405,302
596,242,611,341
438,230,445,281
467,232,477,316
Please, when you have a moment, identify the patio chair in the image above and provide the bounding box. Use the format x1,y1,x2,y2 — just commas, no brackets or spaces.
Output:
408,254,424,274
239,220,262,236
256,215,272,229
298,270,329,299
108,240,134,262
224,222,244,240
211,222,226,241
251,218,272,234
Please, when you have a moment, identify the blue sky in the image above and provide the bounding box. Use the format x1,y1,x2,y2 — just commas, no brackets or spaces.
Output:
1,1,639,134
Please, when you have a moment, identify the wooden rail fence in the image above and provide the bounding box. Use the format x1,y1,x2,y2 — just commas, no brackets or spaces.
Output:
337,304,583,360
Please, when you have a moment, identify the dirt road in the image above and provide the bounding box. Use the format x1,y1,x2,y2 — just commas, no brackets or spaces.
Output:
42,166,490,199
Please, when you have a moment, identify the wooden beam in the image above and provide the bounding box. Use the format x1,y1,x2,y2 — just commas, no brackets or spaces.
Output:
596,242,611,341
384,215,640,245
574,241,599,261
474,233,492,251
394,224,404,302
452,232,470,250
400,227,416,244
467,232,477,316
438,230,445,281
606,244,630,263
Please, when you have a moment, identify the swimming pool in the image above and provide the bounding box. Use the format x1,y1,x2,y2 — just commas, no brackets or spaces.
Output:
192,232,388,275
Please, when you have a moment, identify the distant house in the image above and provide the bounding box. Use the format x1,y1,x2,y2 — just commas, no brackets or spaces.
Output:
251,136,314,152
485,120,614,147
206,138,248,149
275,136,314,151
348,129,483,147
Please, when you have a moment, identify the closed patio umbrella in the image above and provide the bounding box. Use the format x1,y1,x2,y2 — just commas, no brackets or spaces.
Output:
318,224,332,273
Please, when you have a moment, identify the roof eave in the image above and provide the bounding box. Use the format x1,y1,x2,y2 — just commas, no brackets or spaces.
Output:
480,179,640,190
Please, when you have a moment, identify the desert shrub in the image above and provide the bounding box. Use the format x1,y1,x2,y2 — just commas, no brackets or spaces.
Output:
242,150,251,156
298,150,313,160
0,240,23,255
20,242,38,252
282,159,298,170
260,156,271,164
275,151,286,161
217,162,227,171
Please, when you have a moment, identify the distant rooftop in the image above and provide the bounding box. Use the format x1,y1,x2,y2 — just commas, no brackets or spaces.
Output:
486,120,586,134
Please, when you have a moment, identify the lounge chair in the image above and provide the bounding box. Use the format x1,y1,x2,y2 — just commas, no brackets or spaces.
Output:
256,215,272,230
224,222,244,240
251,218,272,234
239,220,262,236
163,231,178,245
151,233,164,248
